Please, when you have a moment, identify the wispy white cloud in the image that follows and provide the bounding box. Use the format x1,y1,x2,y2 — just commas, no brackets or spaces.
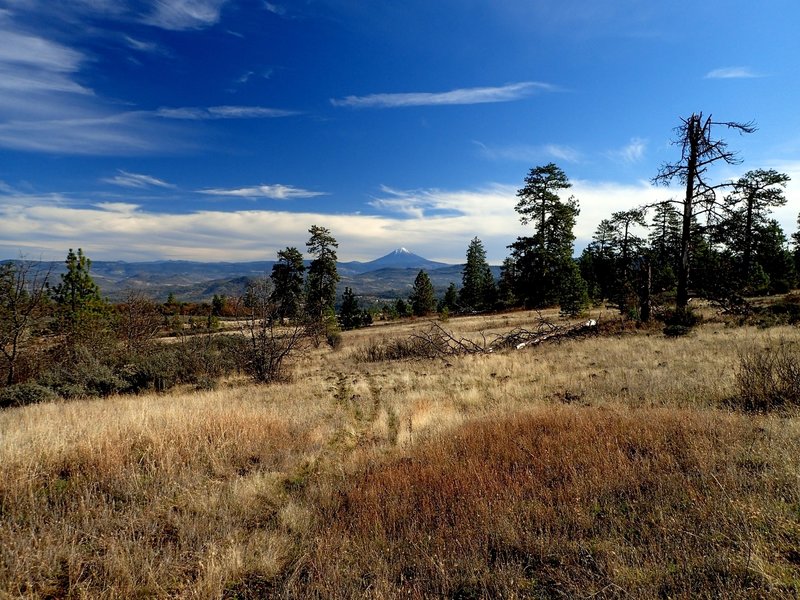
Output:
143,0,231,30
264,2,287,16
0,113,189,155
124,35,161,54
95,202,141,213
199,184,327,199
235,69,274,84
102,170,176,189
608,137,647,164
544,145,581,163
331,82,555,108
475,141,581,163
155,105,298,119
705,66,761,79
0,30,84,73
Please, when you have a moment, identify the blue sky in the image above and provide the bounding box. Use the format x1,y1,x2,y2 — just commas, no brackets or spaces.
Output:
1,0,799,263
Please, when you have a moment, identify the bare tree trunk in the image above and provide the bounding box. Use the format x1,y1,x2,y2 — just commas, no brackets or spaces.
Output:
677,115,700,310
640,258,651,323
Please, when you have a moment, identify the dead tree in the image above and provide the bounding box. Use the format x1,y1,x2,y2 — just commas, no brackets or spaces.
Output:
0,259,51,385
116,290,162,354
238,278,309,383
652,113,755,310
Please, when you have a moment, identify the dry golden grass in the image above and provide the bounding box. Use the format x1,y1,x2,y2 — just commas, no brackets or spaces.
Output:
0,311,799,598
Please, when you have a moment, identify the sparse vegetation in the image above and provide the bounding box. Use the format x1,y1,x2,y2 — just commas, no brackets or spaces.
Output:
1,310,799,597
732,339,800,412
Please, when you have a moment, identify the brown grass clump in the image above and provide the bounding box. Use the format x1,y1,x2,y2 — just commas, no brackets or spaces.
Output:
732,339,800,412
299,407,800,598
0,390,319,598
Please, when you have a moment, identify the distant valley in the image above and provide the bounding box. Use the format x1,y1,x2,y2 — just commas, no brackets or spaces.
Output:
23,248,501,303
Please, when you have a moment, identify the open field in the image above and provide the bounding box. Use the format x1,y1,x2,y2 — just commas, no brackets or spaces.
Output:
1,310,800,598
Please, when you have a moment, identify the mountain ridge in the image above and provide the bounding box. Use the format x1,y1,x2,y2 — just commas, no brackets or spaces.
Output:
5,249,490,302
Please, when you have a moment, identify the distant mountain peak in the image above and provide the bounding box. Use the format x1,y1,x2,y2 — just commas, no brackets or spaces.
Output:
393,247,411,254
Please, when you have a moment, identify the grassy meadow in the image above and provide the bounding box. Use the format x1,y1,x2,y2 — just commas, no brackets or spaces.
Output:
1,309,800,598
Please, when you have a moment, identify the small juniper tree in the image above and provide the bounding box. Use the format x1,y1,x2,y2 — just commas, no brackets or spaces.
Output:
409,270,437,316
51,248,110,351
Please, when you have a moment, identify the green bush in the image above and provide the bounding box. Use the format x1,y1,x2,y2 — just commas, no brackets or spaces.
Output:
0,383,57,409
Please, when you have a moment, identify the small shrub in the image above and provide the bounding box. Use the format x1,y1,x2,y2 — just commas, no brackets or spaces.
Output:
663,307,701,337
386,406,400,445
0,383,57,409
731,341,800,412
750,295,800,327
326,330,342,350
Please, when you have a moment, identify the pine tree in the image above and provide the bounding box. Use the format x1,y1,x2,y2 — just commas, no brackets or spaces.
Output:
559,260,589,317
718,169,790,292
441,282,459,312
647,201,682,293
270,246,305,320
459,237,496,312
497,257,518,308
409,270,436,316
339,287,361,330
305,226,339,321
510,163,585,308
395,298,411,318
51,248,108,348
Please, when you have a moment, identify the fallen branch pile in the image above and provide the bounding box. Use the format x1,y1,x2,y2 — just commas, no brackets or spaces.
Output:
406,316,599,359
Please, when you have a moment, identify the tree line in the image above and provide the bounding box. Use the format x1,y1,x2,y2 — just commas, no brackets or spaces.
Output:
0,226,350,402
415,112,798,323
2,111,799,404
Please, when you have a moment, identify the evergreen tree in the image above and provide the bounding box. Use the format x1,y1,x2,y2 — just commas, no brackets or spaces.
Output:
459,237,496,312
441,282,459,313
409,270,437,316
608,208,648,313
647,201,682,293
305,226,339,321
559,259,590,317
497,257,518,308
51,248,108,348
395,298,411,318
792,214,800,279
510,163,584,308
579,219,617,302
270,246,305,320
718,169,790,292
339,287,361,330
211,294,227,317
752,220,796,293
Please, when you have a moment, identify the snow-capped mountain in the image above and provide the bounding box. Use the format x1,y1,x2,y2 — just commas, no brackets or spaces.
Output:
338,248,450,274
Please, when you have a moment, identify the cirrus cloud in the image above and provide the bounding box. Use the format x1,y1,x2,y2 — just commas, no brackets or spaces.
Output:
705,66,761,79
331,81,556,108
199,184,327,199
